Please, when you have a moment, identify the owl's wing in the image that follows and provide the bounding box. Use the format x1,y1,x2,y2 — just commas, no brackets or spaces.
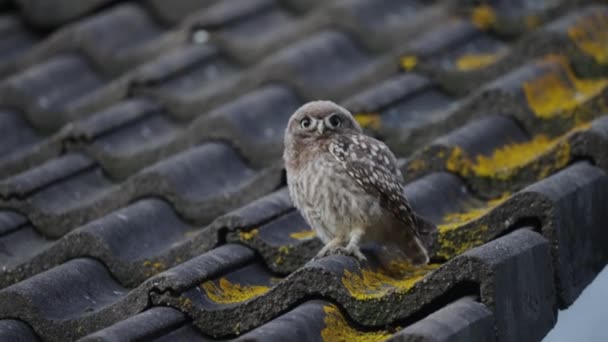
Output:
328,133,419,235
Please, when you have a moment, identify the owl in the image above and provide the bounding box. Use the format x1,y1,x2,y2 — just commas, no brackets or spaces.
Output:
283,100,433,265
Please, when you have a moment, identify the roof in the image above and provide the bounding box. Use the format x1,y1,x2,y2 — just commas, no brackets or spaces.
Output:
0,0,607,341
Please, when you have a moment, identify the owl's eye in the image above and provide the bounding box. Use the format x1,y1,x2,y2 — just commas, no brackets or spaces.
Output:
300,117,312,129
326,114,342,128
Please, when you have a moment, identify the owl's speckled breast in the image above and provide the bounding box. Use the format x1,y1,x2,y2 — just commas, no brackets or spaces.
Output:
287,150,382,244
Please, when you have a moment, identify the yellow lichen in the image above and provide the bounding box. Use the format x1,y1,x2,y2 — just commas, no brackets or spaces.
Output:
472,136,555,177
405,158,427,173
539,140,571,179
568,11,608,64
522,56,608,119
436,224,489,260
446,146,468,177
438,194,509,233
471,5,496,30
178,297,193,309
445,135,572,180
289,229,317,240
201,278,269,304
400,55,418,71
456,52,503,71
434,194,510,260
525,15,541,29
321,304,393,342
275,245,291,265
341,262,438,300
143,260,166,276
354,113,382,130
239,228,259,241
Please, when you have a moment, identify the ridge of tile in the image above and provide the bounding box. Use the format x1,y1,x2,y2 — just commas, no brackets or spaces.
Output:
0,142,282,237
0,188,291,290
149,161,607,338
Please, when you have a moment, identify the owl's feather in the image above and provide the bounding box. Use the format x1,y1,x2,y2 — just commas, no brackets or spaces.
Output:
328,132,431,263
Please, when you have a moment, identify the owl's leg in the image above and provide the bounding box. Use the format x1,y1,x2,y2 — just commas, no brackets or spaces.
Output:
314,235,348,260
344,228,366,262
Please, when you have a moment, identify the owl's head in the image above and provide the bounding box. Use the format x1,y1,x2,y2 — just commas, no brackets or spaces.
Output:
285,101,362,141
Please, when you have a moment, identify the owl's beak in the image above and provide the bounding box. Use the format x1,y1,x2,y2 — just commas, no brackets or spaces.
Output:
317,121,325,134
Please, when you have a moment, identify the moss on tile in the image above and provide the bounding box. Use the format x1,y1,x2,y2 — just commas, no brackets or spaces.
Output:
321,304,393,342
522,56,608,119
341,262,437,300
435,194,509,260
201,278,270,304
568,11,608,64
456,51,504,71
445,135,570,180
400,55,418,71
239,228,259,241
471,5,496,30
289,229,316,240
354,113,382,130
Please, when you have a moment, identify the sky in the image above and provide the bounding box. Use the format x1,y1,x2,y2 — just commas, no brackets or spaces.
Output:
543,265,608,342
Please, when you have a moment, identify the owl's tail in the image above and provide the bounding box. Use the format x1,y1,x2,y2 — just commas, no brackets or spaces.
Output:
398,233,430,265
395,214,435,265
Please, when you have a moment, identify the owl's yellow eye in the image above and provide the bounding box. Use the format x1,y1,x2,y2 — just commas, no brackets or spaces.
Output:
300,117,312,128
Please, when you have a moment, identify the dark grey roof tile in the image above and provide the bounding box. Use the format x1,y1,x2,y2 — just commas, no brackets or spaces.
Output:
0,209,27,235
1,188,292,290
15,0,113,28
233,300,329,342
144,0,221,25
388,297,495,342
0,153,94,199
190,0,278,29
342,73,432,114
344,74,455,144
403,114,608,198
151,325,209,341
0,54,106,132
59,3,169,76
1,140,282,237
453,0,578,37
0,224,52,271
523,162,608,307
226,209,319,274
264,30,376,99
279,0,326,13
167,29,386,116
0,319,40,341
91,111,178,160
194,85,302,167
137,48,239,107
0,199,194,289
0,15,39,66
528,5,608,77
139,143,258,202
153,228,556,339
384,56,608,156
0,258,147,341
78,307,187,342
193,0,300,65
146,243,256,294
0,111,42,160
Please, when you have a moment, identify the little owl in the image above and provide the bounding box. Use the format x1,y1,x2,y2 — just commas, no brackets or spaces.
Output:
283,100,433,265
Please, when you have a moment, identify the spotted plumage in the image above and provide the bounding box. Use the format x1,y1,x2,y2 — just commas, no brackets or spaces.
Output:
283,100,433,264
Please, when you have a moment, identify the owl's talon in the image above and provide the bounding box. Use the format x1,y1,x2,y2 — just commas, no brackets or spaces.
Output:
314,245,343,260
345,245,367,262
